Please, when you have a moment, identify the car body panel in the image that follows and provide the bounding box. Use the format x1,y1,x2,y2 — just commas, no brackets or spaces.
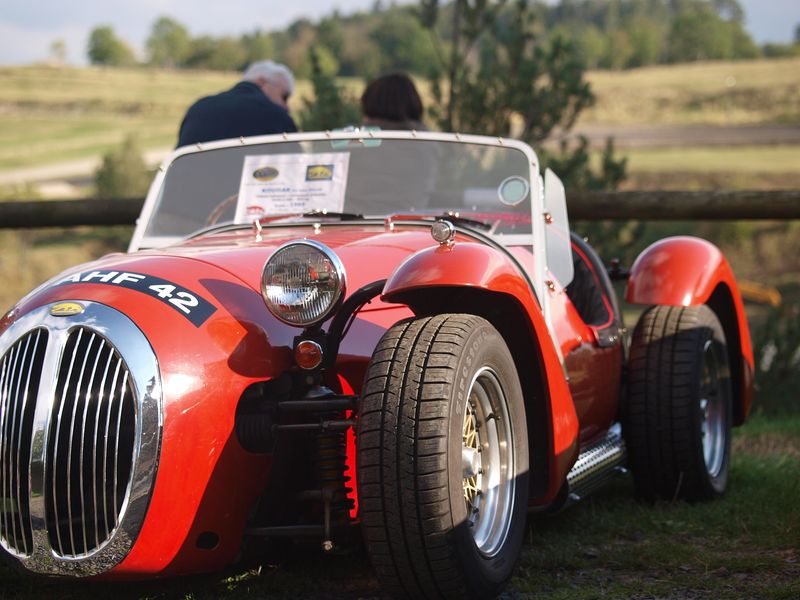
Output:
626,236,754,421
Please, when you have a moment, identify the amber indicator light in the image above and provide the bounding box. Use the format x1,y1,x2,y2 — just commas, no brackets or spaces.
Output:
295,340,323,370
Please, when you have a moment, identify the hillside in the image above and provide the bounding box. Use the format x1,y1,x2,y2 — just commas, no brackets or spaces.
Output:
0,58,798,190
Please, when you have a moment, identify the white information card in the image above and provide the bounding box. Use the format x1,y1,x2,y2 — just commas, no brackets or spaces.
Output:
235,152,351,223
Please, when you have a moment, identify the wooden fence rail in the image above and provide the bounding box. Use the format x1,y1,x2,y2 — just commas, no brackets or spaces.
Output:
1,190,799,229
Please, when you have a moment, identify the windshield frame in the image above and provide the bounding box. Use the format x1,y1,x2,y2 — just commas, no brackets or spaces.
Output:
131,131,539,248
129,130,551,328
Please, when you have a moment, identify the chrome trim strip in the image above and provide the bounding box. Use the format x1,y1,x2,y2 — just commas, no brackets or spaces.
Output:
91,351,114,549
0,345,15,550
17,331,44,556
0,301,162,575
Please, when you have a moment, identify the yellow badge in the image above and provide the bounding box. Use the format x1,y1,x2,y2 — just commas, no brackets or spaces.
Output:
50,302,85,317
306,165,334,181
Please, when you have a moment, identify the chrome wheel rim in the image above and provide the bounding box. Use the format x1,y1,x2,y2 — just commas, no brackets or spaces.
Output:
461,367,514,557
700,339,726,478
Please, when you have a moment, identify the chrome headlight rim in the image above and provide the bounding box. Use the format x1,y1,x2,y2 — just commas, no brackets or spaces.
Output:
261,239,347,327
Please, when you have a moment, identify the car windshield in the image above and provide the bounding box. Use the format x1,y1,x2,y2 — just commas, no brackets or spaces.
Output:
139,133,536,245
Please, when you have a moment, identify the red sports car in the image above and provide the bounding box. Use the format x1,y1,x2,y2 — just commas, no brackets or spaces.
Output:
0,131,752,598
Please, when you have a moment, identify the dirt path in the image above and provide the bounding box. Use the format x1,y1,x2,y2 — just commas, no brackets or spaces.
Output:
551,123,800,149
0,148,170,188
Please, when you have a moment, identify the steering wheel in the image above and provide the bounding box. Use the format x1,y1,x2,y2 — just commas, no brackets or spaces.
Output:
205,194,238,226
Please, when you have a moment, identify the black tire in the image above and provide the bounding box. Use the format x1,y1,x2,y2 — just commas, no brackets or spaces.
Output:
357,314,529,600
624,304,733,501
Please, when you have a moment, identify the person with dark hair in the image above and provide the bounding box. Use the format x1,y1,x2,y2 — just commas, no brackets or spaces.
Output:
176,60,297,148
360,72,427,131
345,72,435,215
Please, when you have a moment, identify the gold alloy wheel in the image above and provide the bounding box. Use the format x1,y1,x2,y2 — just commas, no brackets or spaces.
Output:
462,399,482,521
460,367,515,557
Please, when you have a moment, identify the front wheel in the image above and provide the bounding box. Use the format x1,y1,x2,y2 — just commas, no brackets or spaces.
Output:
357,314,529,599
624,304,733,501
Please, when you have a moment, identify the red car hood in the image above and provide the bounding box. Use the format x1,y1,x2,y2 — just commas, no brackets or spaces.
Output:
131,223,449,297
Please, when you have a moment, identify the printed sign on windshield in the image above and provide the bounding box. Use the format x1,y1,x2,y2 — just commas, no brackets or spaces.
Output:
235,152,350,223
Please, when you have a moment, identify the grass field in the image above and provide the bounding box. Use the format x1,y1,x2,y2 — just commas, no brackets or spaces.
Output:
1,58,799,174
580,57,800,126
1,414,797,599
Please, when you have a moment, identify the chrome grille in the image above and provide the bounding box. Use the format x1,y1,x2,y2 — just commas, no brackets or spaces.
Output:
0,329,47,556
0,301,161,575
46,328,136,557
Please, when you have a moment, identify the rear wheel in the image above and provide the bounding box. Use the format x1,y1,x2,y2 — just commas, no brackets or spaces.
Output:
624,304,732,501
357,314,528,599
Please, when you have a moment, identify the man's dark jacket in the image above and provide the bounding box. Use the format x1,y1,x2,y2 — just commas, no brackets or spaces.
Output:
176,81,297,148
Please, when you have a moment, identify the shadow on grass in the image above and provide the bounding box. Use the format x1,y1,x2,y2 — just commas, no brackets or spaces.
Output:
0,541,381,600
513,416,800,599
2,418,797,600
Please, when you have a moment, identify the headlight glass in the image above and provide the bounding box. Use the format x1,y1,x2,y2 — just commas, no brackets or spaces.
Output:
261,241,346,326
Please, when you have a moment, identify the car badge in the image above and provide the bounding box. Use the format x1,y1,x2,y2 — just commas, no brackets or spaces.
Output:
50,302,85,317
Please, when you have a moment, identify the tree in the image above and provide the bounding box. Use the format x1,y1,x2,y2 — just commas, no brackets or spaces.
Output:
94,136,151,198
241,29,275,64
627,17,665,67
87,26,136,66
49,39,68,65
369,8,438,74
419,0,625,191
298,47,361,131
185,36,247,71
146,16,191,67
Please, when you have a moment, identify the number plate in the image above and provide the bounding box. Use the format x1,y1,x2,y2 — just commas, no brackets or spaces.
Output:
57,270,217,327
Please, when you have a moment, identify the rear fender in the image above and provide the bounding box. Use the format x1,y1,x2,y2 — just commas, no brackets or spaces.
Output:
626,236,754,424
382,242,578,505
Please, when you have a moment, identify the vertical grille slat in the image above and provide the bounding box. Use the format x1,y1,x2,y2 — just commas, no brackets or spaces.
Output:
15,331,44,556
112,371,129,526
91,351,115,550
46,328,136,558
0,329,47,556
102,360,122,539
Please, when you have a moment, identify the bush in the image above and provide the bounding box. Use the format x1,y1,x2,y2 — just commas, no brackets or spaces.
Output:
753,305,800,415
94,136,152,198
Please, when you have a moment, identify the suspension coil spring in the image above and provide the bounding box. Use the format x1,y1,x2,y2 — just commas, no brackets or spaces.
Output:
314,425,354,520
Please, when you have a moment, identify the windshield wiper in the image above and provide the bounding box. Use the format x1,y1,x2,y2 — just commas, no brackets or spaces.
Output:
438,213,492,231
302,210,365,220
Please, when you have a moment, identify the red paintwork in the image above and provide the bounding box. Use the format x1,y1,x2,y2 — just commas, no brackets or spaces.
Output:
2,223,750,578
382,241,581,502
626,236,754,420
4,224,450,576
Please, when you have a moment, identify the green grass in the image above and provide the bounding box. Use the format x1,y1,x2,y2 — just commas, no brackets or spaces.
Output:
581,57,800,126
514,415,800,599
619,145,800,174
1,415,797,599
0,65,323,172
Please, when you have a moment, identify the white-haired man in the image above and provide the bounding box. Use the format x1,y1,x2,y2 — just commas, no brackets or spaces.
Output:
177,60,297,147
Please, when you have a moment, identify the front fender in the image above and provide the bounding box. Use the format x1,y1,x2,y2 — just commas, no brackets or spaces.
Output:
626,236,754,423
382,242,579,504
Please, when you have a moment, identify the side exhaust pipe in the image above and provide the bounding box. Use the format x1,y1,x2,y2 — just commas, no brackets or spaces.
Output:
565,423,627,504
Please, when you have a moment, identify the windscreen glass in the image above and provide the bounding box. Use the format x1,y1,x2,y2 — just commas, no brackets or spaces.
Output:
144,137,533,240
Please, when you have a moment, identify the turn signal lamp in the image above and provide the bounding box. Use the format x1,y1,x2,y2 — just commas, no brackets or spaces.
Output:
294,340,323,370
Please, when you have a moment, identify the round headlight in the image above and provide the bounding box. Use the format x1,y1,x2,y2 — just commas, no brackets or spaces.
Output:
261,240,346,326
